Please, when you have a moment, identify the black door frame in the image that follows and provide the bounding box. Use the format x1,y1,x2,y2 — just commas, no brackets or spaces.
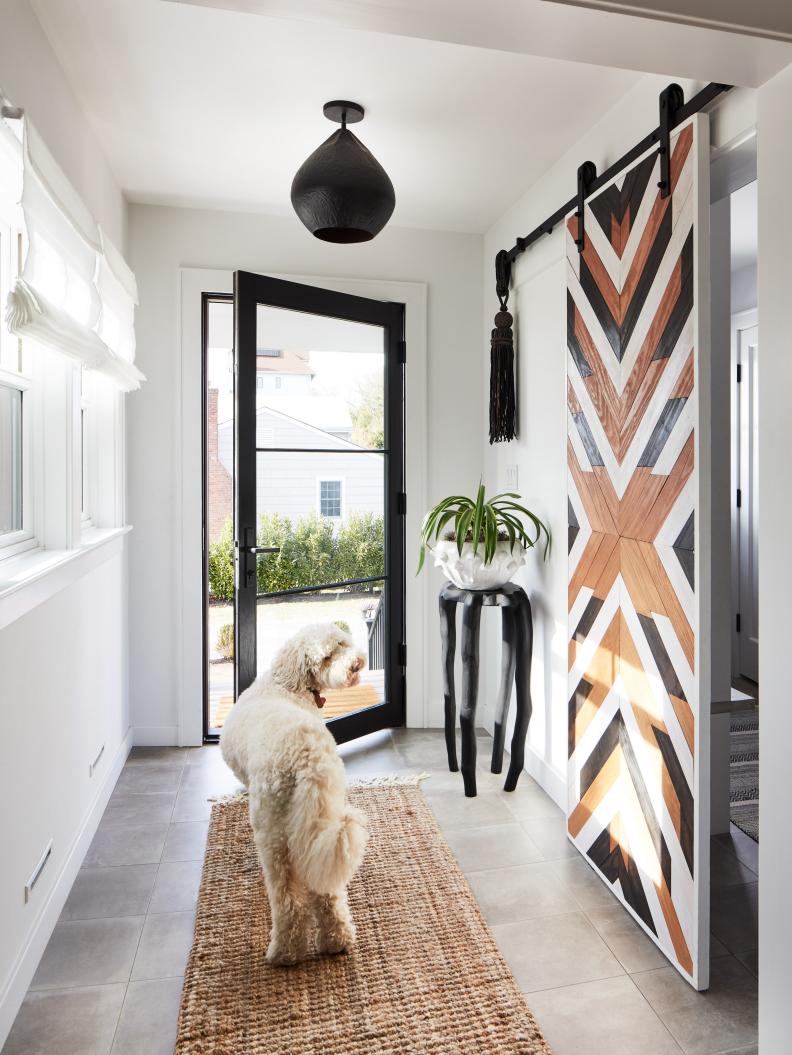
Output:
232,270,405,744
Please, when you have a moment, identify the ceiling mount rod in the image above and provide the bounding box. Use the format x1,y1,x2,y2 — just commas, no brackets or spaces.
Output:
503,81,731,266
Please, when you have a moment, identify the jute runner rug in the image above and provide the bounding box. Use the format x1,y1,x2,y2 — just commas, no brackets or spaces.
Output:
730,711,759,842
176,779,552,1054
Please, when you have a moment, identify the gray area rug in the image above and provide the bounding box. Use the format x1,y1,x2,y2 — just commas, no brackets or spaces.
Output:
730,711,759,841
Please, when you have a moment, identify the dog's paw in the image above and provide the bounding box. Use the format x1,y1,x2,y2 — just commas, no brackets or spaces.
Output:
265,942,302,966
318,922,356,956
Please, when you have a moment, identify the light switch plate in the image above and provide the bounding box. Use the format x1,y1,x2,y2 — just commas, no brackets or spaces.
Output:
505,464,519,490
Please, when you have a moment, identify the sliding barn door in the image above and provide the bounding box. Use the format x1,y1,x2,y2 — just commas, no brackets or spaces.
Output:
566,115,710,989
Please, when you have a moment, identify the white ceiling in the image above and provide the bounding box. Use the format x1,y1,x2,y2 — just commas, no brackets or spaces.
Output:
29,0,642,233
544,0,792,42
170,0,792,86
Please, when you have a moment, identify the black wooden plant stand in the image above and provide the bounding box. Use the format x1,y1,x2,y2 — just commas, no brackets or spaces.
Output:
439,581,533,797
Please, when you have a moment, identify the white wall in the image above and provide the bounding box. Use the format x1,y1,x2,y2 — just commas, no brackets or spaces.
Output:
126,204,482,741
0,4,131,1044
0,0,125,247
0,540,131,1044
480,75,755,806
731,263,757,314
757,60,792,1052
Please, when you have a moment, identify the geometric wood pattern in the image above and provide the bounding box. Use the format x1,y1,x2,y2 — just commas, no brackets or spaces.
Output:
566,118,708,988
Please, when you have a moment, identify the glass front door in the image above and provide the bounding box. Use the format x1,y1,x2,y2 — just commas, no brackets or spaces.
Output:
230,271,405,743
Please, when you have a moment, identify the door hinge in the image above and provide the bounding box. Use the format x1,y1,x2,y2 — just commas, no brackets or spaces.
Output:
736,488,742,509
736,362,742,383
736,612,741,633
398,642,407,667
398,339,406,364
397,492,406,515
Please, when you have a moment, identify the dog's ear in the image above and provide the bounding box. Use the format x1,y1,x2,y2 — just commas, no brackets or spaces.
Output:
270,631,330,693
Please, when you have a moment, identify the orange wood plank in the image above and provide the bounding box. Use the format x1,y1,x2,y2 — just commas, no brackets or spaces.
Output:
670,693,695,754
620,766,693,975
568,743,621,838
670,124,693,195
568,441,619,536
612,207,631,259
619,359,669,460
569,531,606,609
637,540,695,672
572,613,621,749
670,351,694,399
619,537,667,619
619,469,669,541
593,532,622,601
581,237,622,324
638,433,695,543
620,193,671,317
574,308,623,453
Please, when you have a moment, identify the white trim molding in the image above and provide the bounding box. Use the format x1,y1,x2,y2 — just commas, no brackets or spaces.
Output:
179,268,428,745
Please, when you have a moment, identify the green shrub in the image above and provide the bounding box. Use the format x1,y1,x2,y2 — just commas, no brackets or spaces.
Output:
335,513,385,583
208,518,235,603
216,623,234,660
207,512,385,601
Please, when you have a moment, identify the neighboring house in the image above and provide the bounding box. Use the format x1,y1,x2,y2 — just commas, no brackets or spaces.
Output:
206,389,233,541
216,398,382,526
255,347,314,395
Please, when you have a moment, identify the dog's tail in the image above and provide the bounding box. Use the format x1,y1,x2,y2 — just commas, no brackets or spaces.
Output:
286,769,368,895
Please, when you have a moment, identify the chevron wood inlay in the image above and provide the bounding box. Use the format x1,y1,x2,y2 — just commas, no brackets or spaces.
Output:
567,118,707,988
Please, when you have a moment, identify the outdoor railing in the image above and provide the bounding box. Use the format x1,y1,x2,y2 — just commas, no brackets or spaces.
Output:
364,597,385,671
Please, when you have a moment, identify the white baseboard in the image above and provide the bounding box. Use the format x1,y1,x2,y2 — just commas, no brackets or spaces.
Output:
0,727,132,1049
132,725,180,747
426,710,568,811
521,744,567,811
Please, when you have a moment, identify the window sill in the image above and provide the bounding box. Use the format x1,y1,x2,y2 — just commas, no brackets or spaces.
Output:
0,526,132,630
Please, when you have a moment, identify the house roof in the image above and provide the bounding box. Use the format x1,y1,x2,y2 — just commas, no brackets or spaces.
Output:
257,394,352,432
255,349,313,375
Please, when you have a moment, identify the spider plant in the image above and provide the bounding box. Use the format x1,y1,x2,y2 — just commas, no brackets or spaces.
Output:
417,482,551,574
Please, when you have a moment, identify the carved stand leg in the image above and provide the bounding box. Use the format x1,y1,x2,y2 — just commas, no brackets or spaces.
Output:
504,597,534,792
491,606,518,775
460,596,482,797
439,593,459,772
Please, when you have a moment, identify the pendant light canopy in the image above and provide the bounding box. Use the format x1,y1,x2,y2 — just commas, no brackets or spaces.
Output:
291,101,395,243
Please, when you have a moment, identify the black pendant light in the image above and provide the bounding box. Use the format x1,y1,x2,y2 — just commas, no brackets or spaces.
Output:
291,101,395,243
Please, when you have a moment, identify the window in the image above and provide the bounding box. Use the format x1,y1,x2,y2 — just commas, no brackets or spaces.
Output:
319,479,342,519
0,383,22,535
0,197,34,557
256,375,263,389
274,375,282,389
257,348,281,358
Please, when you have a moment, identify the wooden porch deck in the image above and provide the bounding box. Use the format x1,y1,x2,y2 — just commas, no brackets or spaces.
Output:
210,672,385,730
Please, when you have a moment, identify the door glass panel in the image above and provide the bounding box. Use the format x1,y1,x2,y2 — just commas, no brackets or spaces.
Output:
254,451,385,592
254,303,387,723
205,298,234,733
254,304,385,449
256,582,387,719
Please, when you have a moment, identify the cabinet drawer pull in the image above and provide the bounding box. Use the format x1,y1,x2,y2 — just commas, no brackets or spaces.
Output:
25,840,53,903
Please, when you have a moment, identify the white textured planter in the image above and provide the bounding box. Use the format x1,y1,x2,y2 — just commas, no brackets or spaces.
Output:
429,539,526,590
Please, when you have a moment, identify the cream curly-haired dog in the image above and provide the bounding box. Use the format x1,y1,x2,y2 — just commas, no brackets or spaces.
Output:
220,622,368,965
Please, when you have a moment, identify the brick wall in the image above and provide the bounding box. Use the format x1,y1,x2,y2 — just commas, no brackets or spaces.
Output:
207,388,232,541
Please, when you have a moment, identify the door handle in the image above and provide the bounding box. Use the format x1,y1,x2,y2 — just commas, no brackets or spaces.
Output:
246,546,281,555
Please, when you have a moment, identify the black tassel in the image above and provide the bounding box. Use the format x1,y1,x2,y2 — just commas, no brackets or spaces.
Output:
489,250,516,443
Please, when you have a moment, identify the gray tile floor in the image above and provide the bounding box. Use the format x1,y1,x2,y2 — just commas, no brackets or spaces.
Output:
2,730,758,1055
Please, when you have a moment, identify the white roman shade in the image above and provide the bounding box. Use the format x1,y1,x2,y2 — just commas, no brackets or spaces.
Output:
0,115,22,222
3,115,144,391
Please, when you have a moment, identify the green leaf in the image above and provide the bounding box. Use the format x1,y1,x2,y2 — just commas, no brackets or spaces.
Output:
456,507,474,555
